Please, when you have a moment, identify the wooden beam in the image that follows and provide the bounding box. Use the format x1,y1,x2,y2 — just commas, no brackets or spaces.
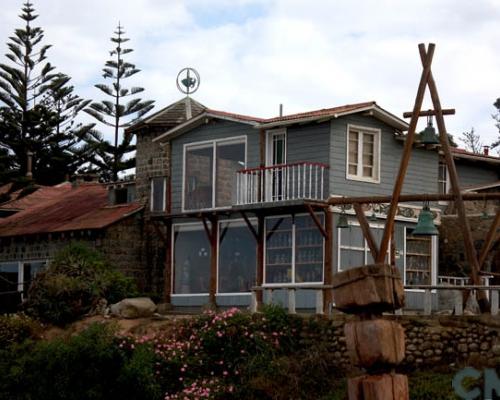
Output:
420,45,488,311
403,108,455,118
327,192,500,205
353,203,379,261
377,43,435,263
306,204,327,239
201,216,212,241
479,209,500,268
241,211,258,241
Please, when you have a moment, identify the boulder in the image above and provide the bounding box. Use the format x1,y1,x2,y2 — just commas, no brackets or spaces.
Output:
110,297,156,319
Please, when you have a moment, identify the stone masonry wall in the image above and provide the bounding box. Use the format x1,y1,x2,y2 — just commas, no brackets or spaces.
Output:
300,315,500,372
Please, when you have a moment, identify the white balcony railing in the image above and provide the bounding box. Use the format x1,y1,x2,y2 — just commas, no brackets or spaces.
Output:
236,162,329,205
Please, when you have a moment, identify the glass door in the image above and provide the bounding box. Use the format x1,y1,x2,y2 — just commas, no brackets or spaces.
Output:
266,130,286,201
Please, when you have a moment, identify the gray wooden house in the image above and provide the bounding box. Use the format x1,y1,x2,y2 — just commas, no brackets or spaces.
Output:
127,97,500,312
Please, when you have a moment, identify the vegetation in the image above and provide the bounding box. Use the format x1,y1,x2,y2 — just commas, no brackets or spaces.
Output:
23,243,137,325
0,313,41,348
0,306,462,400
493,98,500,150
459,127,483,154
83,23,154,181
0,2,92,185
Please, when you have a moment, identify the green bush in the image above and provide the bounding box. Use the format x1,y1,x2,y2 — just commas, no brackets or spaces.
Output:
24,243,137,325
0,313,41,348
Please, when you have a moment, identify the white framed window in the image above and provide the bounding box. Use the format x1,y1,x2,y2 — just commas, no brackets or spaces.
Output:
346,124,381,183
337,222,389,271
150,177,167,212
264,214,324,285
183,136,246,211
404,227,437,286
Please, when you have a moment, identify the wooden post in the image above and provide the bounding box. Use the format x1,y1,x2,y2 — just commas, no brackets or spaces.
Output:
323,209,333,313
163,220,172,304
288,288,296,314
479,210,500,269
377,43,435,263
419,45,489,311
256,214,265,308
206,215,218,308
354,203,379,261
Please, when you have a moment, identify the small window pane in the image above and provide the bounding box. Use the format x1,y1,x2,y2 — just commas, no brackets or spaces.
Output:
151,177,165,212
266,217,293,283
173,225,211,294
218,221,257,293
185,146,214,210
362,166,373,177
216,141,245,207
406,234,432,285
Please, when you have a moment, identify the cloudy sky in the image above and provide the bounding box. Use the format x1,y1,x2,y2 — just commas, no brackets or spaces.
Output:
1,0,499,149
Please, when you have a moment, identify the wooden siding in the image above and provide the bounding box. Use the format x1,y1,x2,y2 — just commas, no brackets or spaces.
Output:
456,161,499,188
329,114,439,197
170,120,259,213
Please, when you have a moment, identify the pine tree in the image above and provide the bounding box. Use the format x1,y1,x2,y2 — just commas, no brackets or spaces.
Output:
0,2,89,185
459,127,483,154
492,98,500,149
84,23,154,181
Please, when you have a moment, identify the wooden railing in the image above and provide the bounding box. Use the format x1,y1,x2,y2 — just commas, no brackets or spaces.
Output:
236,162,329,205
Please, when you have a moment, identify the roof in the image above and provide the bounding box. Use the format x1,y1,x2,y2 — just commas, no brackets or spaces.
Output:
153,101,409,143
0,183,72,212
463,180,500,192
0,183,143,237
450,148,500,165
126,97,206,134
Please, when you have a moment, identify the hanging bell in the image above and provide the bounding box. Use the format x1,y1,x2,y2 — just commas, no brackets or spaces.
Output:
413,204,439,236
369,210,378,222
337,212,350,229
419,117,440,145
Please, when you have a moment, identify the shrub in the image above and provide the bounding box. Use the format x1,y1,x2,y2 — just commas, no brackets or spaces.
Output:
0,313,41,348
24,243,137,325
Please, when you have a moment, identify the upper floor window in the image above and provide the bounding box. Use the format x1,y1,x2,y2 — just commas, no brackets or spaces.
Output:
438,161,448,194
183,137,246,211
151,177,166,212
346,125,380,183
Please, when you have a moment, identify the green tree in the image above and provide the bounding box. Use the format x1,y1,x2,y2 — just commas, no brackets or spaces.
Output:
493,98,500,149
84,24,154,182
0,2,89,185
459,127,483,154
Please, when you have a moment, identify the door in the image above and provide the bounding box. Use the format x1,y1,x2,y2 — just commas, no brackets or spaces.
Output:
266,130,286,201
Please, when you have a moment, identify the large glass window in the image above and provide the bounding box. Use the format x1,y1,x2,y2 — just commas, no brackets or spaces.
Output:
338,223,388,270
265,214,324,284
347,126,380,182
22,261,47,294
218,220,257,293
405,232,433,285
184,138,245,211
151,177,166,212
173,225,211,294
0,262,18,294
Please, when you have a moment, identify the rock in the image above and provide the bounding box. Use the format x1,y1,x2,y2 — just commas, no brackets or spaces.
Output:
458,343,468,353
468,343,479,352
492,344,500,356
481,342,491,351
110,297,156,319
423,349,434,358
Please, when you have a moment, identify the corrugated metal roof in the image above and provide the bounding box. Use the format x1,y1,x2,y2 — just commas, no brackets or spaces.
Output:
0,183,143,237
0,183,72,211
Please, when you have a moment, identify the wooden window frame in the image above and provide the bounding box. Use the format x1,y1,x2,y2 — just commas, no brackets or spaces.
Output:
346,124,381,184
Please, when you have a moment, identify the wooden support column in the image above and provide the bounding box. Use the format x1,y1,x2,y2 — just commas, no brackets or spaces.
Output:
419,45,488,311
256,214,265,308
479,209,500,269
209,216,218,308
353,203,379,261
324,209,333,313
163,220,173,304
377,43,435,263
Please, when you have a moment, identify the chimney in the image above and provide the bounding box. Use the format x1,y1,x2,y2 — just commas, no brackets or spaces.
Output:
483,146,490,156
279,103,283,117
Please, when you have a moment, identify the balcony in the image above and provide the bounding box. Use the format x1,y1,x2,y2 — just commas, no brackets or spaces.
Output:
236,162,329,205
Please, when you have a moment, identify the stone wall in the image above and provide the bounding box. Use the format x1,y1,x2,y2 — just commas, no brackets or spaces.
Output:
301,315,500,372
0,210,167,294
135,129,170,209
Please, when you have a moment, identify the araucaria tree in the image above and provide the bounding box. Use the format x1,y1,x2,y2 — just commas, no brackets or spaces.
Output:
492,98,500,149
459,127,483,154
0,2,90,185
84,24,154,182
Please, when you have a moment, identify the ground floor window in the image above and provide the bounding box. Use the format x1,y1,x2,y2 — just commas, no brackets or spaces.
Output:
265,214,324,284
405,230,434,285
218,220,257,293
173,224,210,294
337,223,388,270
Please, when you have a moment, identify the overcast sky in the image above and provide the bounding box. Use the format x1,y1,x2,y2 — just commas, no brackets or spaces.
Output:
1,0,499,149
